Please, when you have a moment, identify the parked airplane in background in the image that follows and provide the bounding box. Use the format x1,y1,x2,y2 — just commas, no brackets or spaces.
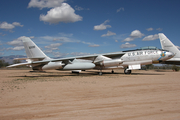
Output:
7,37,174,75
159,33,180,65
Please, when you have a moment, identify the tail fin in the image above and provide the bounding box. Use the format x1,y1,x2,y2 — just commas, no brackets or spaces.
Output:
159,33,180,58
22,37,50,61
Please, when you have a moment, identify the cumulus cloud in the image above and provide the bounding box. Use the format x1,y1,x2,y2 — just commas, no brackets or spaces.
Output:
71,52,91,56
142,34,159,41
0,22,23,31
41,33,98,47
123,37,134,42
130,30,144,38
7,36,29,51
52,51,69,57
94,20,111,30
12,22,24,27
101,31,116,37
7,37,24,46
45,43,62,50
39,3,83,24
120,42,136,48
117,7,124,12
146,27,153,31
123,30,144,42
28,0,65,9
7,46,24,51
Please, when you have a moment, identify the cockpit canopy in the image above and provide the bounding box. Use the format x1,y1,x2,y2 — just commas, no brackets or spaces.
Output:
123,46,169,52
140,46,158,50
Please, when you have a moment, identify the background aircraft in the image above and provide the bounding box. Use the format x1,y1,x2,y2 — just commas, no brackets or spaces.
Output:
7,37,174,75
159,33,180,65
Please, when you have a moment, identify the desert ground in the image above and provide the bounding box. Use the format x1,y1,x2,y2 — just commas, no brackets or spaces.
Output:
0,69,180,120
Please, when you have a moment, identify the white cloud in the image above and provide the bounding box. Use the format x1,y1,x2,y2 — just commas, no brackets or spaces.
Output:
7,37,24,46
12,46,24,51
101,31,116,37
0,22,14,30
123,30,144,42
89,44,100,47
7,46,24,51
39,3,83,24
7,36,29,51
0,22,23,31
115,40,118,42
117,7,124,12
94,20,111,30
156,28,163,31
45,43,62,49
120,42,136,48
12,22,24,27
130,30,144,38
146,27,153,31
41,34,97,47
52,51,69,57
123,37,134,42
71,52,91,56
142,34,159,41
28,0,65,9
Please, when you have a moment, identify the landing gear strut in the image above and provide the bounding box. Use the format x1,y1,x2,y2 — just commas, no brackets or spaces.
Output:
124,68,131,74
99,69,103,75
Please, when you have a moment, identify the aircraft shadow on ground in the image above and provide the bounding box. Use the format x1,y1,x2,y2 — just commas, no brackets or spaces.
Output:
12,70,164,78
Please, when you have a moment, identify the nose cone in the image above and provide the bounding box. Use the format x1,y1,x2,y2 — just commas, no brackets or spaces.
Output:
167,51,175,59
161,51,175,61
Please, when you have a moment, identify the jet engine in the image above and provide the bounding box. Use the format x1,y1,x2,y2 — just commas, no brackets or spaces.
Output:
42,62,64,70
99,59,123,67
63,62,95,70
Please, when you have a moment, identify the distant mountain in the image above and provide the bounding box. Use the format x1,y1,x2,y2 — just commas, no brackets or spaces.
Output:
0,55,26,64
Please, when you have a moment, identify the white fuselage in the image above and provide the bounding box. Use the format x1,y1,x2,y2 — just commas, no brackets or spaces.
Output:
95,49,174,70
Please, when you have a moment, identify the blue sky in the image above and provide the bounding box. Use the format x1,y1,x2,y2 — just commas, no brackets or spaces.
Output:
0,0,180,58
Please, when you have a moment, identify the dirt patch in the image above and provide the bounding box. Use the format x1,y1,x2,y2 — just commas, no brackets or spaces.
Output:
0,69,180,120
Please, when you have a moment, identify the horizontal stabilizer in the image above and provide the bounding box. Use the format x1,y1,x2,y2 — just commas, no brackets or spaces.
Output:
7,62,32,68
14,58,28,60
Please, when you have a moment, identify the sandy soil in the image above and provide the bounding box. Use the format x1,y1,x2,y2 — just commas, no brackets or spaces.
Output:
0,69,180,120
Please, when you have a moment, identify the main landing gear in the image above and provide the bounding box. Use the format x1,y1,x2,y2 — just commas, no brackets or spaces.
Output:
124,68,131,74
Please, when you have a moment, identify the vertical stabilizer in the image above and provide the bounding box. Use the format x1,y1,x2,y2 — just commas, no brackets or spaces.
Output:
159,33,180,58
22,37,50,60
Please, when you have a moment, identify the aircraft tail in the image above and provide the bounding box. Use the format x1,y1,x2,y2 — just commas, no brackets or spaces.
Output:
158,33,180,58
22,37,50,61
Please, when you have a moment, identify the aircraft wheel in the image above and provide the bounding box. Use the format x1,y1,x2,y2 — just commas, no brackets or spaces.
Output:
99,72,102,75
111,70,114,74
124,69,131,74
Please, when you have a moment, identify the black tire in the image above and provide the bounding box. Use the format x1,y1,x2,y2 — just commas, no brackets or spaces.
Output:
99,72,102,75
124,69,131,74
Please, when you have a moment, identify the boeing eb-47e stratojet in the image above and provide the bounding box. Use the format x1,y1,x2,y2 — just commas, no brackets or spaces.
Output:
7,37,174,75
159,33,180,65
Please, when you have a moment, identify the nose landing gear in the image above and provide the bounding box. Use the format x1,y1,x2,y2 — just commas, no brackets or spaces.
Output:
124,68,131,74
